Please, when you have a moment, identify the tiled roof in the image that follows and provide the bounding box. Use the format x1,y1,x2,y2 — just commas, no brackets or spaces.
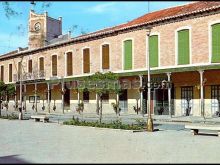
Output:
74,1,220,40
1,1,220,59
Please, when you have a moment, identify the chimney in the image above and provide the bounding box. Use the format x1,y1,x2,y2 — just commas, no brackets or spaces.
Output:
44,11,48,17
68,31,71,39
17,47,22,52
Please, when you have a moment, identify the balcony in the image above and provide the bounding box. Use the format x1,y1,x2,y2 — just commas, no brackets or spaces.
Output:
13,70,46,82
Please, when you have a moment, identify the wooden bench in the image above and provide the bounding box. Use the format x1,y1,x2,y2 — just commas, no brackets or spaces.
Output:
31,115,49,123
185,123,220,136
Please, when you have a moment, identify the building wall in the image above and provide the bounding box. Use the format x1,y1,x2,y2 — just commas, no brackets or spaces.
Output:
2,12,220,85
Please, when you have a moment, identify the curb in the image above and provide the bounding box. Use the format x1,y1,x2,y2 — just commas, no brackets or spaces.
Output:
61,124,138,132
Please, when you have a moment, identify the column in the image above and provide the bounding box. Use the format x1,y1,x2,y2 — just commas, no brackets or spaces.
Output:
167,72,172,118
47,83,50,113
139,75,143,116
14,85,17,111
34,83,37,112
61,81,64,114
199,70,204,118
24,84,26,112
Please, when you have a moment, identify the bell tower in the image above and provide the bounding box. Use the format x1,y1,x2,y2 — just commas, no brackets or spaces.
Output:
28,10,62,49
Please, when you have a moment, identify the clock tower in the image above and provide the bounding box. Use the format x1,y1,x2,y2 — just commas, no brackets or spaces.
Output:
28,10,62,49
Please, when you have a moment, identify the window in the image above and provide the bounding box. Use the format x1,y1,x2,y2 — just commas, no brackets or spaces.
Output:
39,57,44,71
211,85,220,114
123,40,132,70
149,35,159,67
66,52,73,76
211,23,220,63
83,48,90,73
177,29,190,65
0,66,4,82
52,55,57,76
102,44,110,70
9,64,12,82
28,59,33,73
181,86,193,115
18,62,21,80
83,90,89,102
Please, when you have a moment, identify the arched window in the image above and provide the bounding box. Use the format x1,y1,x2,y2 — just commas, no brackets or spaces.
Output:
9,64,12,82
123,40,132,70
39,57,44,72
66,52,73,76
28,59,33,73
83,48,90,73
211,23,220,63
177,29,190,65
52,55,57,76
102,44,110,70
149,35,159,67
0,65,4,82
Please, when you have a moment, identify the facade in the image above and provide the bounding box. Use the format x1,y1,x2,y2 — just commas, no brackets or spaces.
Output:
1,1,220,117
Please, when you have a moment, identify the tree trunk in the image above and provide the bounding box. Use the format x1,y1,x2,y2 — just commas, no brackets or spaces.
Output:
116,93,120,117
99,97,103,124
96,93,99,115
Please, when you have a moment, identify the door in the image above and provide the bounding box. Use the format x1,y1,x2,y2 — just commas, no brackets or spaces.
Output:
143,88,154,114
211,85,220,115
119,89,128,113
154,89,168,115
181,86,193,116
64,85,70,109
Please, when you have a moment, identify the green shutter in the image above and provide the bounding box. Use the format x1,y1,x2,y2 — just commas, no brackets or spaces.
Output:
212,24,220,63
124,40,132,70
149,35,158,67
178,29,190,65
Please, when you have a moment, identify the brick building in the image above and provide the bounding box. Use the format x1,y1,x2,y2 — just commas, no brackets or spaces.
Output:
1,1,220,117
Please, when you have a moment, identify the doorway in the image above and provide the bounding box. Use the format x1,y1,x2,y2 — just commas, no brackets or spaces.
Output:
64,85,70,109
119,89,128,113
181,86,193,116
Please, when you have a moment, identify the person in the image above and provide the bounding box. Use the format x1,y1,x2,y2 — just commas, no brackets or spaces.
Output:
18,101,23,120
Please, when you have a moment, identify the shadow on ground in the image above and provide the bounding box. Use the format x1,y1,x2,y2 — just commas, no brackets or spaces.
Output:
0,155,31,164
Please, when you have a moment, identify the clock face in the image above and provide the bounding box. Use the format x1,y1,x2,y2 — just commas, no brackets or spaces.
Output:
34,22,41,32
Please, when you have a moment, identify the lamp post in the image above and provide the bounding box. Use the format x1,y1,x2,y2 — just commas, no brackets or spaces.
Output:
146,27,154,132
19,57,24,120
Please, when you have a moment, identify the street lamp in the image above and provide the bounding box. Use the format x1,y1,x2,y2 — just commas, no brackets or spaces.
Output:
146,27,154,132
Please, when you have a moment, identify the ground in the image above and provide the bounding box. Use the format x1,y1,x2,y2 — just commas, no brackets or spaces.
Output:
0,119,220,163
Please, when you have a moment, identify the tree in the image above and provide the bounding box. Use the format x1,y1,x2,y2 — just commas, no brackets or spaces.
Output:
0,82,15,117
0,81,6,117
79,72,121,123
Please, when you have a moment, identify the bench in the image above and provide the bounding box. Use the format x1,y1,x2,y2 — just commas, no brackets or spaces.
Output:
185,123,220,136
31,115,49,123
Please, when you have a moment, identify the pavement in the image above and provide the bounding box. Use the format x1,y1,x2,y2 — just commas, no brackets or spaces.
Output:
0,119,220,163
1,109,220,125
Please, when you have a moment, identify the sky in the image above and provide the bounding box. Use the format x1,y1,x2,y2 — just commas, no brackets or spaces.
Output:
0,1,191,55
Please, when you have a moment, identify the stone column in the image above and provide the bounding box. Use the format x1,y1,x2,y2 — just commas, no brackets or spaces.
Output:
14,85,17,111
139,75,143,116
61,81,64,114
34,83,37,112
24,84,26,112
47,83,50,113
199,70,204,118
167,72,172,117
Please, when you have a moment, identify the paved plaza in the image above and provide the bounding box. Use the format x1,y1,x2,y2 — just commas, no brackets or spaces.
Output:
0,119,220,163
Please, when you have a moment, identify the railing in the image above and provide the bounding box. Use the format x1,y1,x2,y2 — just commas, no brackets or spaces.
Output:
13,70,46,82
